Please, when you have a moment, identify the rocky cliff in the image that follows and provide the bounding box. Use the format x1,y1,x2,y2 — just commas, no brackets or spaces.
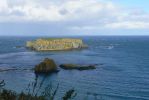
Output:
26,38,87,51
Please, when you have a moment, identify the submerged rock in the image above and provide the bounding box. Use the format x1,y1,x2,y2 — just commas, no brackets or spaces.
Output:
34,58,58,74
26,38,88,51
59,64,96,70
15,46,23,48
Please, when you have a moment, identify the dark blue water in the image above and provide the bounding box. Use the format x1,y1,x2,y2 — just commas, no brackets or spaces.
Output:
0,36,149,100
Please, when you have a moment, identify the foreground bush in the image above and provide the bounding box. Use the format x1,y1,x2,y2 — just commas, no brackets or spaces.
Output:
0,78,76,100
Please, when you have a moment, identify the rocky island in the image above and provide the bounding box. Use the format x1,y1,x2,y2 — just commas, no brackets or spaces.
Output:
26,38,87,51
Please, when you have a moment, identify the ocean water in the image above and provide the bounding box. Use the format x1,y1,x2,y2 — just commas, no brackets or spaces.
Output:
0,36,149,100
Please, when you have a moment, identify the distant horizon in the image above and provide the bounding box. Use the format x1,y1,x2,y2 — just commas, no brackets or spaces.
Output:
1,34,149,37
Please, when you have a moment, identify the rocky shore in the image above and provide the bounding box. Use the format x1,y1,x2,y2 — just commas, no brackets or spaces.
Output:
26,38,87,51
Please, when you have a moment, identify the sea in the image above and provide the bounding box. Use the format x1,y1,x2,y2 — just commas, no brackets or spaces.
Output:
0,36,149,100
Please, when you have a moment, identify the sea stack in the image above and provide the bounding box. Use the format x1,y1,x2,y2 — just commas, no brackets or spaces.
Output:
26,38,88,51
34,58,58,74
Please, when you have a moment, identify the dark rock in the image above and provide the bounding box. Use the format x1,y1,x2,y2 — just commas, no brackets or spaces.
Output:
15,46,23,48
34,58,58,74
59,64,96,70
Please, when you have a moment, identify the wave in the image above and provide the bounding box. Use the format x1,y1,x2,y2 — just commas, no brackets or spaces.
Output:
86,92,149,100
13,46,25,49
0,52,36,59
97,43,120,50
97,45,114,50
107,46,114,49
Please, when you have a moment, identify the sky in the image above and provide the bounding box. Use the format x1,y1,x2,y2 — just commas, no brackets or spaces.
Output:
0,0,149,36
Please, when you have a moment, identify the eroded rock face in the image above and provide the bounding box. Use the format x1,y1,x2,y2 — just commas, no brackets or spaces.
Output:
34,58,58,74
59,64,96,70
26,38,88,51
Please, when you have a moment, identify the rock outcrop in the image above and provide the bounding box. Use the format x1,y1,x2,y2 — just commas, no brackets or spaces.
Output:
59,64,96,70
34,58,58,74
26,38,87,51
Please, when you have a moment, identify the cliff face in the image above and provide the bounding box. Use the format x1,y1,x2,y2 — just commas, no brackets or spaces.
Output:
26,38,87,51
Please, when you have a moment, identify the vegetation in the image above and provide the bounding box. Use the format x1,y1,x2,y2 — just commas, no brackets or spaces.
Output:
26,38,86,51
0,76,105,100
0,75,77,100
0,76,103,100
62,89,77,100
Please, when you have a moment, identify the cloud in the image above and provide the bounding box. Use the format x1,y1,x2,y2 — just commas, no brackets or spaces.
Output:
0,0,149,30
104,21,149,29
0,0,117,21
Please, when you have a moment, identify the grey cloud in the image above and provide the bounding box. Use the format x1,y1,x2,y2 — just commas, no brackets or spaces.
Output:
0,0,149,30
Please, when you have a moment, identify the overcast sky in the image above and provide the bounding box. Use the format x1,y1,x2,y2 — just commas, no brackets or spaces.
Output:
0,0,149,36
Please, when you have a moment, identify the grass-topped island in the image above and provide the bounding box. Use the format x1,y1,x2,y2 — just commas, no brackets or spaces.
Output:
26,38,88,51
